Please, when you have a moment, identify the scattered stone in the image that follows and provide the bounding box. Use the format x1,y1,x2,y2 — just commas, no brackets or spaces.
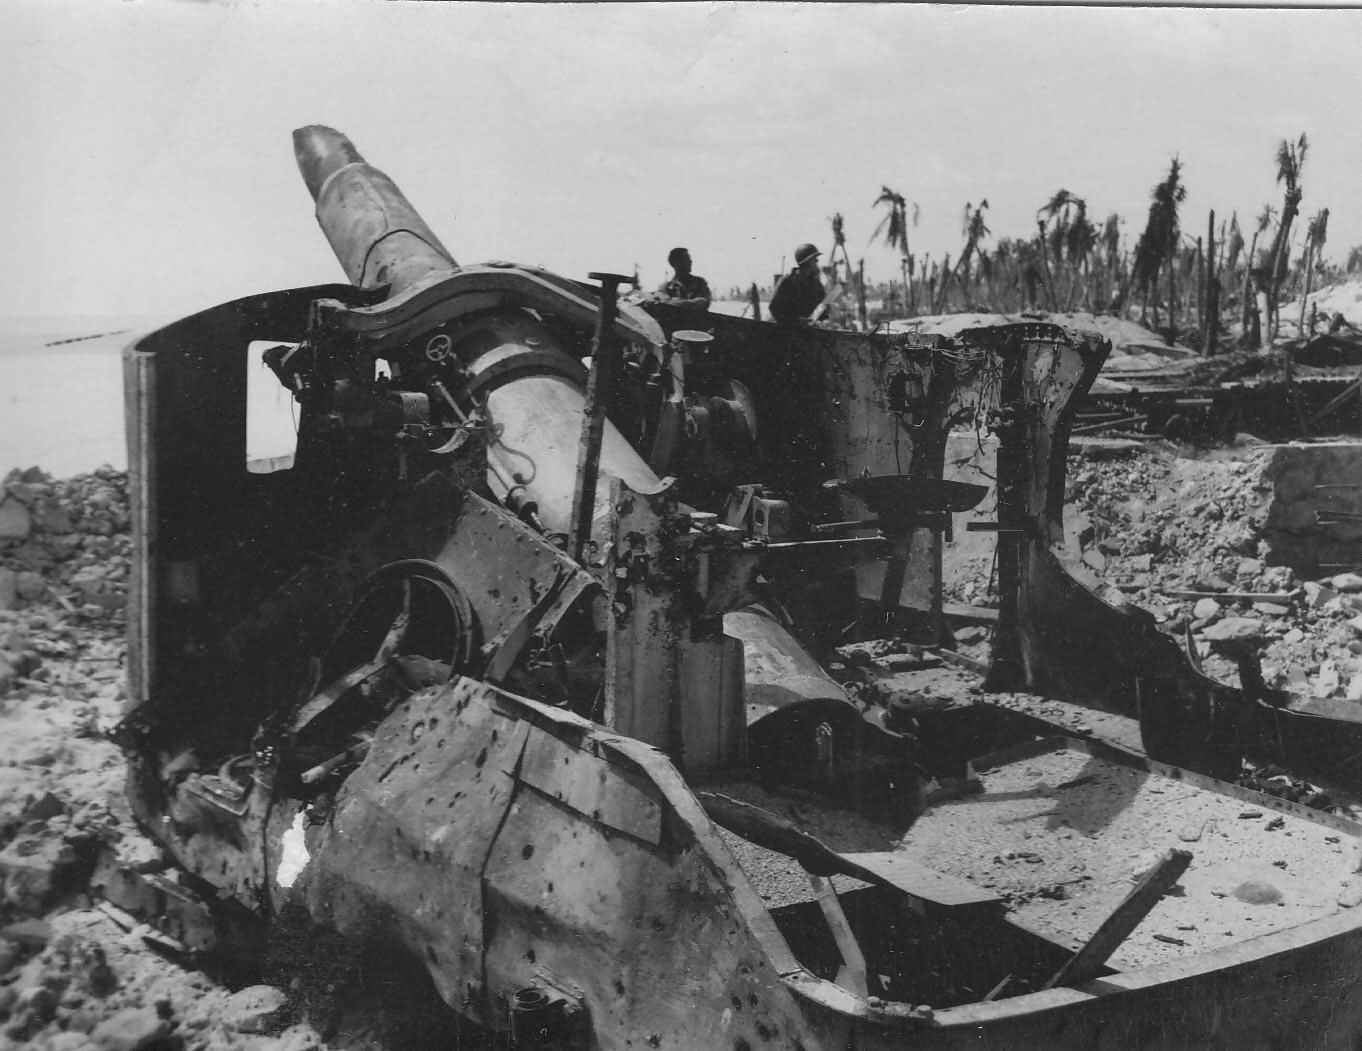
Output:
1315,660,1342,698
1324,596,1352,617
1253,602,1291,617
1232,880,1283,905
22,791,68,823
1192,598,1221,621
0,833,82,915
30,499,73,533
0,918,54,949
14,570,45,602
1339,883,1362,908
0,496,33,540
1332,572,1362,593
83,944,118,997
223,984,289,1034
90,1006,171,1051
0,568,16,611
1201,617,1264,642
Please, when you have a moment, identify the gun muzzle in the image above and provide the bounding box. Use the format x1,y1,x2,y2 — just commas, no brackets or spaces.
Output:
294,124,457,296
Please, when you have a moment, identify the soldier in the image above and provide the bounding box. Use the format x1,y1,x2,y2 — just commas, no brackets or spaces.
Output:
769,243,826,324
654,247,712,311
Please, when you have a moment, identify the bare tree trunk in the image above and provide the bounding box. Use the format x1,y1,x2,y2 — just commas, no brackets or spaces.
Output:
1195,235,1204,341
1298,236,1315,338
1036,222,1059,312
1166,226,1177,341
1241,230,1260,347
857,259,868,331
1267,190,1302,343
934,253,952,313
1202,211,1218,356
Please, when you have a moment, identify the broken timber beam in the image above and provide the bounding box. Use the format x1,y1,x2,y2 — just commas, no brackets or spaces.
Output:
809,874,869,997
942,602,1000,624
1044,848,1192,990
934,647,989,674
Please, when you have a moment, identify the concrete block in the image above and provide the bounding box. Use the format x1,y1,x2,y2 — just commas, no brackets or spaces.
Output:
1193,598,1222,620
1261,442,1362,575
1202,617,1264,642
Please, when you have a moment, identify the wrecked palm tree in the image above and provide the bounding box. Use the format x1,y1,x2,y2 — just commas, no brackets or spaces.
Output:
1035,190,1098,311
1243,204,1276,346
1036,190,1077,311
954,200,991,304
827,212,854,285
1297,207,1329,336
872,186,920,314
1131,158,1187,334
1101,212,1124,311
1064,201,1098,310
1264,133,1309,342
826,212,860,326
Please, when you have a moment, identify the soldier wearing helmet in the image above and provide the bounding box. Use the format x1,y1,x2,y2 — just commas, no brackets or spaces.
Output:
769,242,826,325
654,247,712,311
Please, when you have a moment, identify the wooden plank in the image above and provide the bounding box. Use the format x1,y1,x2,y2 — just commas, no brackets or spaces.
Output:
809,874,868,997
1044,848,1192,989
942,602,1000,624
934,647,989,674
1158,589,1297,603
517,728,663,845
839,851,1002,910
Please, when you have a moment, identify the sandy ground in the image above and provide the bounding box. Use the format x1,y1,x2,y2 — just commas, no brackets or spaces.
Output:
904,743,1362,969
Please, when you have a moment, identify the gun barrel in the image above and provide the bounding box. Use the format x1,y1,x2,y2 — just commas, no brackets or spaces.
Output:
293,125,457,296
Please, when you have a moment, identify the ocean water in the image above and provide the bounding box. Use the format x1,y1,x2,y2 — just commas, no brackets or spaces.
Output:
0,315,300,478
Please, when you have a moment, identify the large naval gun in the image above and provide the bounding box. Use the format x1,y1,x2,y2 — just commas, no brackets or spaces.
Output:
112,127,1362,1049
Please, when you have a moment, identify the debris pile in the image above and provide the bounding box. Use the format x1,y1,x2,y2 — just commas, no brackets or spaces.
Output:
0,467,478,1050
0,907,318,1051
1,467,134,920
1064,442,1362,702
0,466,132,635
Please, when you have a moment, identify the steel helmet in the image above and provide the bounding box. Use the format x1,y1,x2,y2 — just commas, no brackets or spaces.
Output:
794,243,821,266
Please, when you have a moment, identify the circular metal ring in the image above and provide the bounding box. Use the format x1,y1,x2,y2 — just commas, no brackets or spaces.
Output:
425,333,453,362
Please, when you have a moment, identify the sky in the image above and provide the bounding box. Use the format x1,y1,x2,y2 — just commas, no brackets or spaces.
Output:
3,1,1360,321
